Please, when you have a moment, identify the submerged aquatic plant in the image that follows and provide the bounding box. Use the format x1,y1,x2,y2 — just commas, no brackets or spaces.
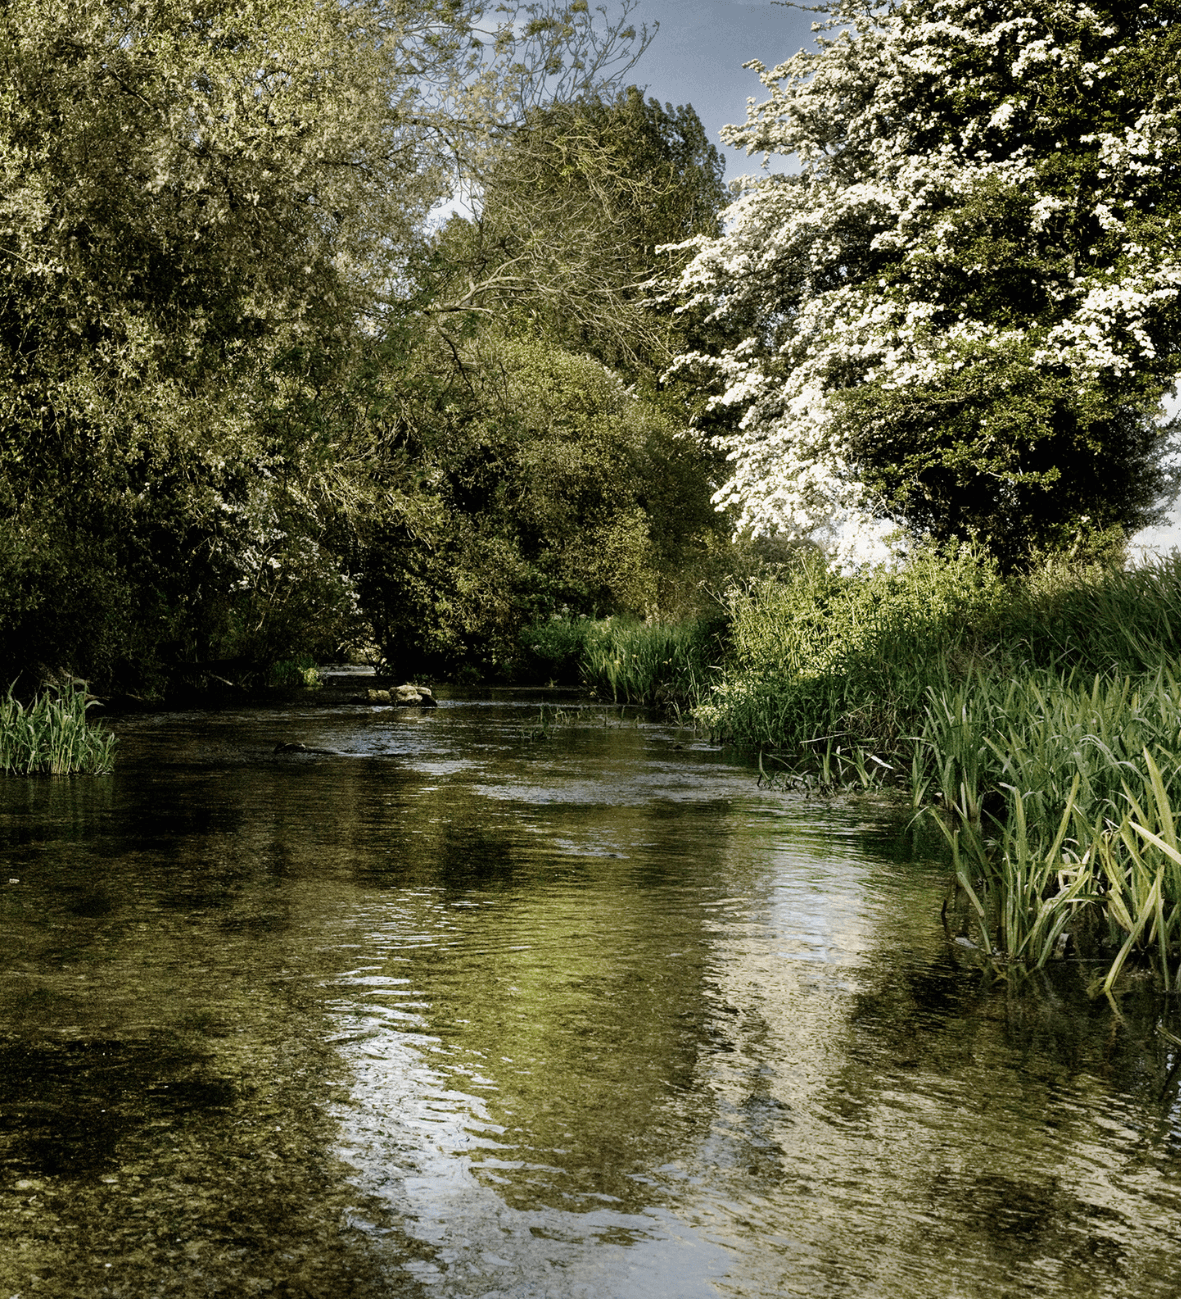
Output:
519,704,577,741
0,683,116,775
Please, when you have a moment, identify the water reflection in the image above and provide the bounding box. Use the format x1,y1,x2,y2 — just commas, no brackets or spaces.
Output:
2,699,1181,1296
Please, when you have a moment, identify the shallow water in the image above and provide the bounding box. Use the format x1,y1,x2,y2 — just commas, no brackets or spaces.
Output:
3,693,1181,1297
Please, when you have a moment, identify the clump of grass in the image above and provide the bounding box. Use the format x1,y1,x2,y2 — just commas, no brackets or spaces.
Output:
998,553,1181,677
940,750,1181,993
914,665,1181,827
578,614,726,708
0,683,116,775
268,656,321,688
924,667,1181,989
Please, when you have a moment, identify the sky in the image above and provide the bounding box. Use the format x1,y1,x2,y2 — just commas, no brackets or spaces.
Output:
617,0,1181,559
623,0,817,179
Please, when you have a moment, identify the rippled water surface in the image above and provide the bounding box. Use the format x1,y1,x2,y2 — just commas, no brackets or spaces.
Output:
4,692,1181,1297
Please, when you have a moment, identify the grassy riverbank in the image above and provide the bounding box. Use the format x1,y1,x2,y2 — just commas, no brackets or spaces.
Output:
567,545,1181,989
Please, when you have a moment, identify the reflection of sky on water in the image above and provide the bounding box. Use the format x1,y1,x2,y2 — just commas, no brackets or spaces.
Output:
472,775,737,806
319,740,883,1298
327,929,733,1299
335,1038,732,1298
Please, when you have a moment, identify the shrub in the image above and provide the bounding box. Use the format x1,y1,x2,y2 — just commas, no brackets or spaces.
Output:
518,615,595,685
696,541,1005,751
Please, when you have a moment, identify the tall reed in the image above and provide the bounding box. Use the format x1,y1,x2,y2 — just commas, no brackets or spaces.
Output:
999,553,1181,676
578,615,725,708
0,684,116,775
696,547,1181,987
920,666,1181,986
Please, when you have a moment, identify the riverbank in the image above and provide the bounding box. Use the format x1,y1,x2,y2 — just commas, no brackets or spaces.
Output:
569,545,1181,989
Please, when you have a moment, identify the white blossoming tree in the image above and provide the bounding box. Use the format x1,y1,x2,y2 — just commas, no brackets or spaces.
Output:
670,0,1181,565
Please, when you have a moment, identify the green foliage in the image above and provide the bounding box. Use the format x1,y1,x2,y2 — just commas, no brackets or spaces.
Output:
578,615,726,708
934,696,1181,993
426,87,726,374
0,0,435,690
0,518,140,692
697,542,1006,751
699,547,1181,754
267,657,322,690
843,357,1174,572
519,616,596,685
0,0,658,693
361,335,725,679
0,684,115,775
917,665,1181,827
987,554,1181,676
702,544,1181,987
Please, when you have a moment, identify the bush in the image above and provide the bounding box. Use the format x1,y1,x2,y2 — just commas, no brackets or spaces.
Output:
518,616,595,685
696,542,1005,751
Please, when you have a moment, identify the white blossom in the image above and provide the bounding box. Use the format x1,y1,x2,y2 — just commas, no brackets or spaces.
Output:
666,0,1181,554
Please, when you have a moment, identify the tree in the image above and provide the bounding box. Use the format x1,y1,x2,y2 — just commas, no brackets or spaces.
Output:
0,0,651,687
423,87,727,373
353,85,732,679
359,333,724,678
668,0,1181,566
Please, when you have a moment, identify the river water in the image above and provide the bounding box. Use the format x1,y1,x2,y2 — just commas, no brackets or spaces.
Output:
3,688,1181,1298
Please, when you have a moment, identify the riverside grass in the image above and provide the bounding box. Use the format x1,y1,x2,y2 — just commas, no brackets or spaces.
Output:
577,615,725,709
0,684,116,775
925,669,1181,992
678,545,1181,989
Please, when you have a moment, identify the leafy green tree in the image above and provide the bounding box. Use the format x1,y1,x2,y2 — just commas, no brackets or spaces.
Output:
424,87,727,373
360,334,724,679
669,0,1181,567
0,0,651,688
356,84,732,680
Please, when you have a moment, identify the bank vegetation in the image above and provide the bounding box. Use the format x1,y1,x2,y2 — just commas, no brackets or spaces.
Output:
568,544,1181,992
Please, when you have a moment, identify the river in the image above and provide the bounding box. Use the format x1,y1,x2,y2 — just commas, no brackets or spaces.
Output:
2,685,1181,1297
